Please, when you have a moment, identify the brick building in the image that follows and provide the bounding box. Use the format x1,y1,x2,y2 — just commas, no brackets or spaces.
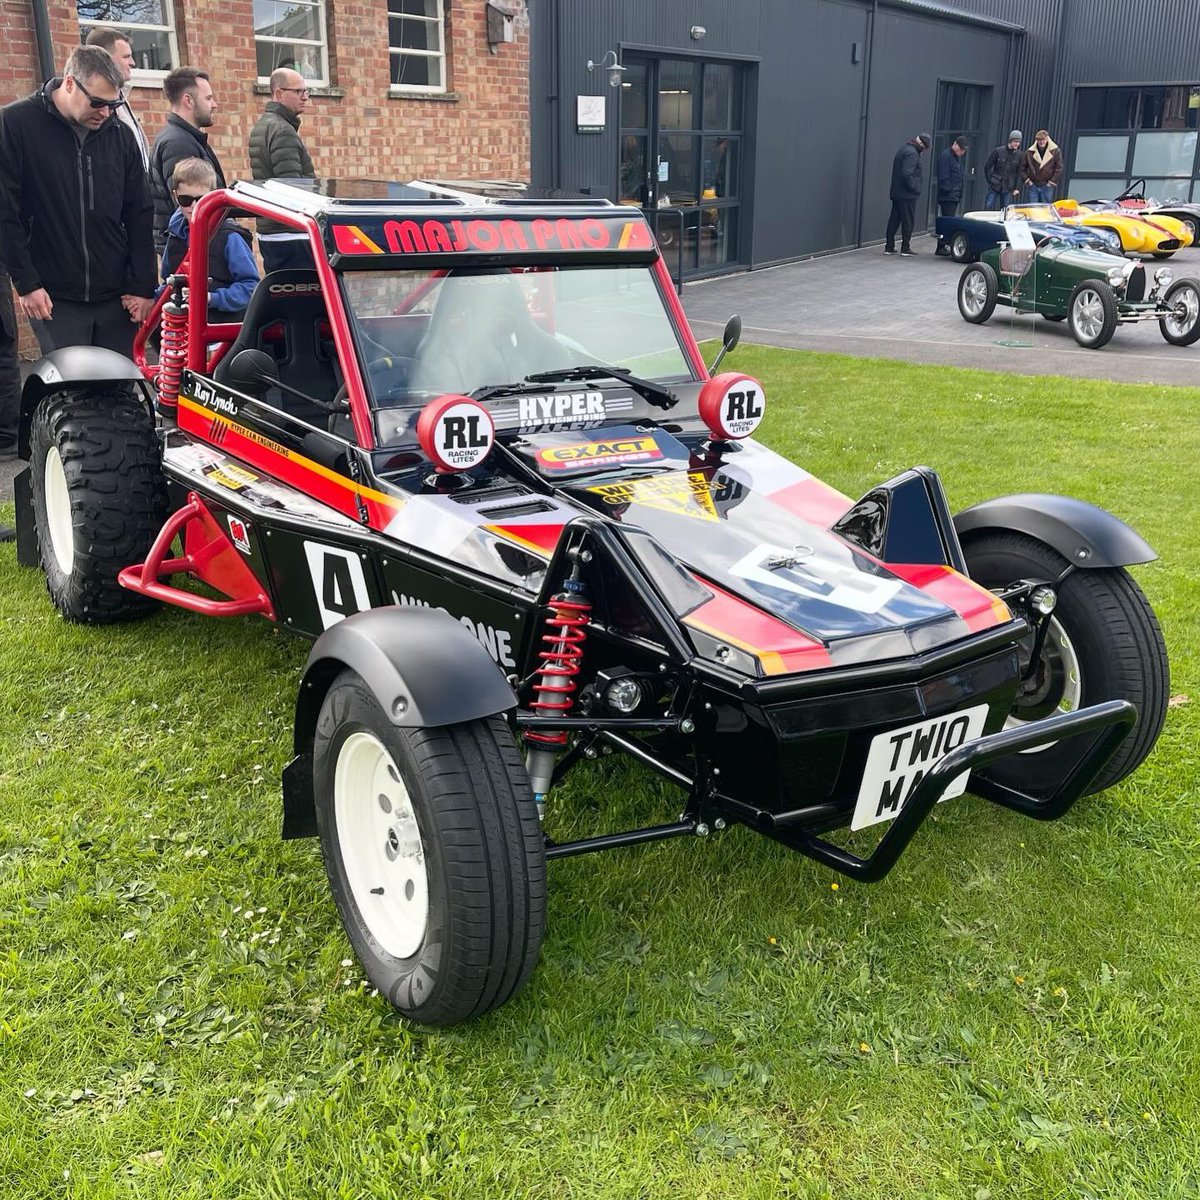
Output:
1,0,530,352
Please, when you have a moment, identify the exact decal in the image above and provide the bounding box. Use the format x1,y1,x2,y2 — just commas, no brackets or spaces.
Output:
536,435,663,473
390,591,517,669
732,542,903,614
698,372,766,440
416,394,495,472
227,515,252,554
588,472,718,521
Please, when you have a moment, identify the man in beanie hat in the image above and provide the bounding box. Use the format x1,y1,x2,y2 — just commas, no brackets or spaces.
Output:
984,130,1024,210
1023,130,1062,203
884,131,930,256
933,135,970,253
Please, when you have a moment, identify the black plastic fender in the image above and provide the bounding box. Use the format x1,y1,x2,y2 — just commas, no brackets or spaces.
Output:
282,607,519,839
954,493,1156,569
18,348,151,456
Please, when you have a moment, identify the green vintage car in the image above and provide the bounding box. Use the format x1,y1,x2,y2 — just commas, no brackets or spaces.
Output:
956,240,1200,349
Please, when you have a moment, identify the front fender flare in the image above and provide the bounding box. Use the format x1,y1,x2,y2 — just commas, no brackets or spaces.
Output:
954,493,1156,570
18,348,151,456
282,607,518,839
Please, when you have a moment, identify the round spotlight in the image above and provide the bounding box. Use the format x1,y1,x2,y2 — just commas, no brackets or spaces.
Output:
604,677,643,714
1154,266,1174,288
1030,586,1057,615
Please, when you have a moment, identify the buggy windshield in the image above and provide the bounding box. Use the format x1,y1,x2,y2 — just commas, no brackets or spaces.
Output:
340,265,694,442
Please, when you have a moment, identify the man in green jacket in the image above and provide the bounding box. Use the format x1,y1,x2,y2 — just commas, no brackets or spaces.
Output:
248,68,315,271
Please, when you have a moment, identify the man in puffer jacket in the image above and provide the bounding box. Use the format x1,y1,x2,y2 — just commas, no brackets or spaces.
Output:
248,68,316,272
984,130,1023,209
1023,131,1062,204
884,132,930,256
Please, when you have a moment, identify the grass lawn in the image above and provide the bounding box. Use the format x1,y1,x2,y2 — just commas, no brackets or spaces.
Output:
2,347,1198,1198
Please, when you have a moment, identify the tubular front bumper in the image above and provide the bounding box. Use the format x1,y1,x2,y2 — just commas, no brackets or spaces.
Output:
755,699,1136,881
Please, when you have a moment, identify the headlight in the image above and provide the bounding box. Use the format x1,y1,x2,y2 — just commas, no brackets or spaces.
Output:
1155,266,1174,288
1107,266,1126,286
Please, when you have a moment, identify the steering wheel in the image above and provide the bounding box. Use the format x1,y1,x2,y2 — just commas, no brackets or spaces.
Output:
332,353,415,407
1116,178,1147,202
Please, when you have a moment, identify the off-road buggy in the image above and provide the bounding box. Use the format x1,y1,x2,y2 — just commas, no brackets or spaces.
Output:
13,180,1169,1026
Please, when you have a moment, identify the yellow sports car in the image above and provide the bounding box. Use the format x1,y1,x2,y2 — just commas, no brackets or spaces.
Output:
1011,200,1193,257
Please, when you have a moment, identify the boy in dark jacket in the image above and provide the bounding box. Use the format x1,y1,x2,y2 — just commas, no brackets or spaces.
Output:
884,132,930,256
0,46,155,355
159,157,257,323
248,68,316,271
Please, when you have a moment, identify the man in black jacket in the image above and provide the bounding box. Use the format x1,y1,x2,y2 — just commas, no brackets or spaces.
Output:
0,46,156,356
933,135,969,255
884,132,930,256
984,130,1023,210
150,67,224,249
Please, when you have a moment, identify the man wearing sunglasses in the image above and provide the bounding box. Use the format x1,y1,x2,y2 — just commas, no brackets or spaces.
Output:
0,46,155,356
249,67,317,272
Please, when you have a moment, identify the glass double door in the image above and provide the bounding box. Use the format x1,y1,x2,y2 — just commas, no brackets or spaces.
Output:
929,81,991,219
619,55,746,276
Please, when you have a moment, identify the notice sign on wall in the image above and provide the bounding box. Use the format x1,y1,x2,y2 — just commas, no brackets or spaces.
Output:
576,94,606,133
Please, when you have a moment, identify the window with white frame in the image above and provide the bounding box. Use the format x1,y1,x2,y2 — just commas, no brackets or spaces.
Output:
389,0,447,93
255,0,329,86
77,0,178,76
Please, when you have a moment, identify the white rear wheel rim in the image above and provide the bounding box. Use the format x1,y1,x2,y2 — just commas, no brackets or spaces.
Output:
334,731,429,960
962,272,987,315
43,445,75,575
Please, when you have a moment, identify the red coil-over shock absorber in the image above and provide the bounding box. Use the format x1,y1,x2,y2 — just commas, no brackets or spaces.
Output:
157,275,188,413
525,560,591,813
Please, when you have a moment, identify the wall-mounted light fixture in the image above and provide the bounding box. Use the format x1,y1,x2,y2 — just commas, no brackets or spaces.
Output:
690,25,707,40
587,49,627,88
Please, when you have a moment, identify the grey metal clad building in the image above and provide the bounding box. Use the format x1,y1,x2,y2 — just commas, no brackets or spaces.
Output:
528,0,1200,279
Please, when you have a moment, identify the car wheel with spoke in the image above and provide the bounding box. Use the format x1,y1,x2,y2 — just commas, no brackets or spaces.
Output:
313,670,546,1025
957,263,998,324
1067,279,1118,348
1178,214,1199,245
950,232,974,263
1158,278,1200,346
961,531,1168,797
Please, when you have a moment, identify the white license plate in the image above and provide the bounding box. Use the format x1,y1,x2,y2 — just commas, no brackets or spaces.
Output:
851,704,990,831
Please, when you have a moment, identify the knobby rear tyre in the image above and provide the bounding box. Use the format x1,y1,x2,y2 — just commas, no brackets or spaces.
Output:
29,385,168,623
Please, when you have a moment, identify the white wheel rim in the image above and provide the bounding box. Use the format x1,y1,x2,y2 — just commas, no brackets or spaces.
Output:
1164,285,1199,338
43,445,75,575
953,234,969,259
334,731,429,960
1005,616,1083,753
1072,289,1105,340
962,271,988,315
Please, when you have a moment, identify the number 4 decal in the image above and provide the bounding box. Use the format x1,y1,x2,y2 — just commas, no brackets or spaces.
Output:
303,543,371,629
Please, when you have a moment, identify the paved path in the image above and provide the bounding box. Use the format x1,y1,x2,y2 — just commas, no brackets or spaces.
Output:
684,233,1200,388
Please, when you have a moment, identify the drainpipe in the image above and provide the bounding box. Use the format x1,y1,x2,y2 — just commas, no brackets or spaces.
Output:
31,0,56,83
854,0,878,247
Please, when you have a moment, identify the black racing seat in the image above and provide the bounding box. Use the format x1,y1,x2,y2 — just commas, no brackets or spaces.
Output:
408,268,574,395
213,269,340,420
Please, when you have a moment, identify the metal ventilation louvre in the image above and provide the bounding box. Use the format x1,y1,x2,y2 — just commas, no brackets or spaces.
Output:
1126,264,1146,304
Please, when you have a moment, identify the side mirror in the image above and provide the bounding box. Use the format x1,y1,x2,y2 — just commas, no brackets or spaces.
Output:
708,314,742,373
227,348,279,395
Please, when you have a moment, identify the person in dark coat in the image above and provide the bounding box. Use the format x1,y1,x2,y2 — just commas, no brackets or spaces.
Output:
0,265,19,464
248,68,316,272
984,130,1023,210
884,132,930,256
933,135,969,255
149,67,224,250
159,157,257,324
0,46,156,357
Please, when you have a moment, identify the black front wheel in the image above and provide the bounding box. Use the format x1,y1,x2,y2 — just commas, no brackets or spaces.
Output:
1067,279,1119,349
313,670,546,1026
1158,278,1200,346
962,531,1168,797
29,385,168,623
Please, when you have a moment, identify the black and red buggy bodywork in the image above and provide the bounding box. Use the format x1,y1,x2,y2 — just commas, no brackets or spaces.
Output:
13,180,1169,1025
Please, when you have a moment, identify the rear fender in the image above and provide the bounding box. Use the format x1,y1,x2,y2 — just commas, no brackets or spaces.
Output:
282,607,518,839
954,493,1156,570
18,348,152,457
